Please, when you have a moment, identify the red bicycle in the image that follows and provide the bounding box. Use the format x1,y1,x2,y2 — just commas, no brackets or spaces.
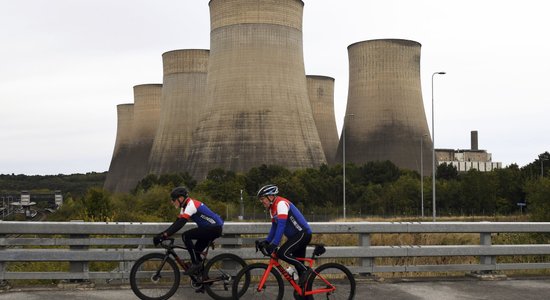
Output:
231,241,355,299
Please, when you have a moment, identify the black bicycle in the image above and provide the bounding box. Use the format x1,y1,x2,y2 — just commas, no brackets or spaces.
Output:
130,238,249,300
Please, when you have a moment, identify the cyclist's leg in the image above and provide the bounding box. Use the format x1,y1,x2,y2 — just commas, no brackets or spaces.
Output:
182,227,202,264
276,231,312,276
194,226,222,256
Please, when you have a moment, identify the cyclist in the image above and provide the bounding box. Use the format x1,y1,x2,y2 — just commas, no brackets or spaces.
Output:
153,186,224,275
256,184,313,288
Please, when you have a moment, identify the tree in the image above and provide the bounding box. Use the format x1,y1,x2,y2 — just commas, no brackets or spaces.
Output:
437,163,458,180
80,188,112,221
526,178,550,222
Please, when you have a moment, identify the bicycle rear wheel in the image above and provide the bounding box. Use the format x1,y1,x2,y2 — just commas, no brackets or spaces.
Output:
130,253,180,300
231,263,284,300
306,263,355,300
203,253,248,300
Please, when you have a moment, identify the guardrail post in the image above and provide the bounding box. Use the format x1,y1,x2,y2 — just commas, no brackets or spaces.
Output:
359,233,374,276
466,231,507,280
58,220,94,287
69,232,89,282
479,232,496,273
0,233,10,290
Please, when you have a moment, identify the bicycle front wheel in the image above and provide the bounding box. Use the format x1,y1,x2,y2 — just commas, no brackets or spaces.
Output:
306,263,355,300
231,263,284,300
130,253,180,300
203,253,248,300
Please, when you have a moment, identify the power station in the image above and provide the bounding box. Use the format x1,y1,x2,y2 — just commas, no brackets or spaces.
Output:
104,103,134,192
306,75,339,165
107,84,161,193
186,0,326,180
335,39,434,175
148,49,209,175
103,3,469,193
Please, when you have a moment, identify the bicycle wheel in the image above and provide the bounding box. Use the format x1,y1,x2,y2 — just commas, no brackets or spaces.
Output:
130,253,180,300
203,253,248,300
231,263,284,300
306,263,355,300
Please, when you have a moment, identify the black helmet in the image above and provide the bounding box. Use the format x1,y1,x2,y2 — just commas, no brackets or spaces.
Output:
170,187,188,200
257,184,279,198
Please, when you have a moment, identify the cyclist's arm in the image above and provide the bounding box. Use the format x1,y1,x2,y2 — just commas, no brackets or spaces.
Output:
163,217,187,236
162,201,197,236
265,221,276,243
270,201,289,245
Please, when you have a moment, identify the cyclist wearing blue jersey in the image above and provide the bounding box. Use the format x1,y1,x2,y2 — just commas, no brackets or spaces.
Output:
256,184,313,288
153,187,224,275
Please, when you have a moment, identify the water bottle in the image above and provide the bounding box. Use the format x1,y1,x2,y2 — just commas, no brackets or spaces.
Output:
286,266,298,281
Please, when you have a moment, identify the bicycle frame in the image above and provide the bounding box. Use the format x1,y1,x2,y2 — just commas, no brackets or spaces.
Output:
257,253,337,297
157,239,211,275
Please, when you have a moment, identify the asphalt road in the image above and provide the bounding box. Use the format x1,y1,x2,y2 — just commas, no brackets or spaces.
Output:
1,277,550,299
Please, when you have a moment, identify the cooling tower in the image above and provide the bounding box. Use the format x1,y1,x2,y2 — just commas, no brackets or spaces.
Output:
306,75,339,165
104,103,134,192
335,39,434,175
114,84,162,192
187,0,326,179
148,49,209,175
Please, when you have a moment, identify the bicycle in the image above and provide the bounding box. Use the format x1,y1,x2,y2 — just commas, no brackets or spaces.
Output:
129,238,249,300
231,241,356,299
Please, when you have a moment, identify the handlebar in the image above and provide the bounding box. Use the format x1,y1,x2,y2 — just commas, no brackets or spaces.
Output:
255,240,276,258
159,238,175,249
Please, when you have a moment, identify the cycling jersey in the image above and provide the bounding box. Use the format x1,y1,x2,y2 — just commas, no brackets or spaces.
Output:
179,198,224,227
266,196,311,245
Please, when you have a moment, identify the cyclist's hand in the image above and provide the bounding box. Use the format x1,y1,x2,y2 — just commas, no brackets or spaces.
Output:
266,243,277,255
255,239,268,251
153,234,164,246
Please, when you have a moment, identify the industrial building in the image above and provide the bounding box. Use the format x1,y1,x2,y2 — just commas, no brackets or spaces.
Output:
436,131,501,172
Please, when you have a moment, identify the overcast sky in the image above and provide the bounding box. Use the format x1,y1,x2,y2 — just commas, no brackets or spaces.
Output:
1,0,548,175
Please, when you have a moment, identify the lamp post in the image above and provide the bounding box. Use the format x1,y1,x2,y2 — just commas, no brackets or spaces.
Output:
432,71,445,222
420,133,428,218
342,113,355,220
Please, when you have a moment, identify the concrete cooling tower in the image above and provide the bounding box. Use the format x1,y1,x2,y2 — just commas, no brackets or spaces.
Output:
114,84,162,192
335,39,434,175
148,49,209,175
306,75,339,165
187,0,326,179
104,104,134,192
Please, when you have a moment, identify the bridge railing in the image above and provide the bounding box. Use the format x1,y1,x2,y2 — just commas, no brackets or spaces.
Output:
1,221,550,281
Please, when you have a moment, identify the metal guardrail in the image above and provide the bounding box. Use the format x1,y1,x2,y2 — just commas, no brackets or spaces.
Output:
1,221,550,281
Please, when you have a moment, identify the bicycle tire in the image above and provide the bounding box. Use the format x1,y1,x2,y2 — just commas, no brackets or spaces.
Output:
203,253,249,300
130,253,180,300
306,262,355,300
231,262,284,300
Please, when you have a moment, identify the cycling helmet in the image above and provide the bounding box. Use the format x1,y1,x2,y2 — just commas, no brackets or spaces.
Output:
257,184,279,198
170,187,188,200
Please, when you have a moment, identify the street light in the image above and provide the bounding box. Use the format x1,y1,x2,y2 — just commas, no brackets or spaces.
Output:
420,133,428,218
432,71,445,222
342,113,355,220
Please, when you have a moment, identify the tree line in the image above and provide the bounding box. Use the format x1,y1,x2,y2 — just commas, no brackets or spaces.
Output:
3,152,549,222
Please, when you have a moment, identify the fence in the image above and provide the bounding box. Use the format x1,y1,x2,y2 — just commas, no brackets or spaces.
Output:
1,221,550,282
